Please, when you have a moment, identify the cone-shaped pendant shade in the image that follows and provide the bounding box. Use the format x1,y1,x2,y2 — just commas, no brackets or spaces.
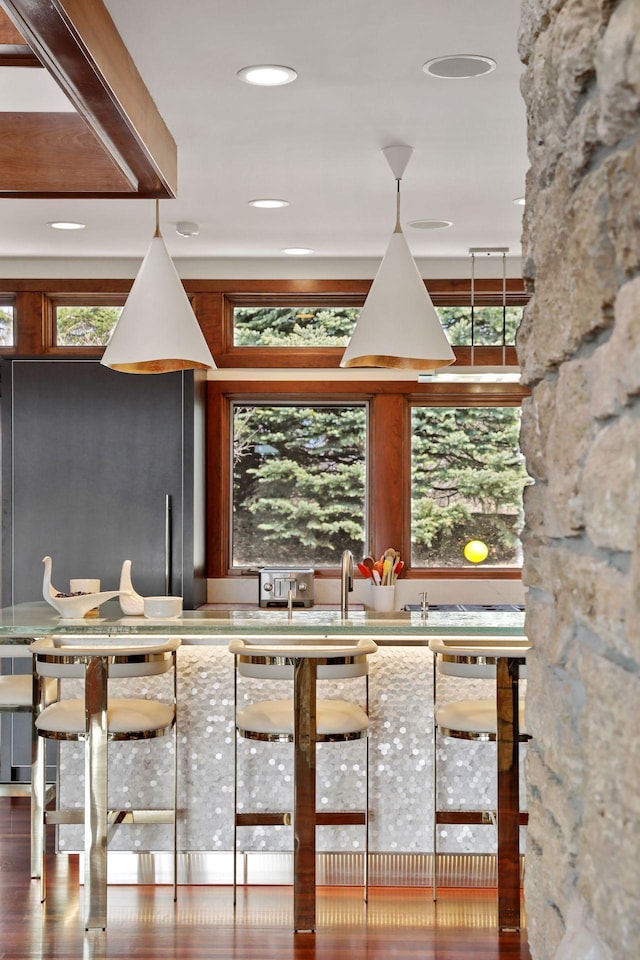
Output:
340,229,455,370
101,234,215,374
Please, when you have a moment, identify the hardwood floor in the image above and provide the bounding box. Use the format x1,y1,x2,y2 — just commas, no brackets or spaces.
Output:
0,798,531,959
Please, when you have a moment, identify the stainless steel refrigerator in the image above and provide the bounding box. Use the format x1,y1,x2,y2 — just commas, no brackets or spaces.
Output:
0,358,207,781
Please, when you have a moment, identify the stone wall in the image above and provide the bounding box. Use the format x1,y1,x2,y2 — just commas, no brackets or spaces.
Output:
518,1,640,957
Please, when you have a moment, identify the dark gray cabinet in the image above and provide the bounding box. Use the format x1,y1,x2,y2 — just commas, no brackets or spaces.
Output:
1,358,206,609
0,359,206,782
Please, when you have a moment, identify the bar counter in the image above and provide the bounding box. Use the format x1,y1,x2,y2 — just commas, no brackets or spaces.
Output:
0,602,527,888
0,600,524,642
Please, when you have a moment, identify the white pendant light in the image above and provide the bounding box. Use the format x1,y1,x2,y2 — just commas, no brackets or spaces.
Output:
101,201,215,374
340,145,455,371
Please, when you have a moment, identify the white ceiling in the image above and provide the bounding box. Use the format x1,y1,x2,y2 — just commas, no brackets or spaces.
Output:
0,0,528,271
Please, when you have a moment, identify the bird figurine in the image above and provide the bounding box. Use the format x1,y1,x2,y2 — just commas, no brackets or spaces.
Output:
42,555,122,619
118,560,145,615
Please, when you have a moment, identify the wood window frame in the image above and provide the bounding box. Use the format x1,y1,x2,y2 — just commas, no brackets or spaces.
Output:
48,292,127,355
0,277,531,581
0,296,16,353
208,379,529,580
201,278,527,369
2,277,527,365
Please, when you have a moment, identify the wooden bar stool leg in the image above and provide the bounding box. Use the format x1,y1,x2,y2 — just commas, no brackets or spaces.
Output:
497,656,521,931
293,657,316,933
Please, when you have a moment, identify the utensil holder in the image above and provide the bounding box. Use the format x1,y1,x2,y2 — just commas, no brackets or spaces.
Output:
369,584,396,612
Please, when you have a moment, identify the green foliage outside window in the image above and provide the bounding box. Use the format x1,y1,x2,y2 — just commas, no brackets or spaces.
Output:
234,306,359,346
232,404,367,566
411,406,530,567
0,305,14,346
56,305,122,346
234,304,521,348
436,306,522,346
232,402,528,570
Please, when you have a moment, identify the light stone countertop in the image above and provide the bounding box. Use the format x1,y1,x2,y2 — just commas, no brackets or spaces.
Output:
0,601,525,645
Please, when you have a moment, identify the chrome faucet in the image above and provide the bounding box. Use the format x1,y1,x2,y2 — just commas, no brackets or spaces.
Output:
340,549,354,616
285,577,297,622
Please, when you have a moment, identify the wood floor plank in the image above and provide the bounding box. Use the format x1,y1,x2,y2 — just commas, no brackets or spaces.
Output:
0,798,530,959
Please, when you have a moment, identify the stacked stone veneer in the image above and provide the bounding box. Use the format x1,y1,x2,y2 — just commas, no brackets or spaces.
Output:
518,1,640,957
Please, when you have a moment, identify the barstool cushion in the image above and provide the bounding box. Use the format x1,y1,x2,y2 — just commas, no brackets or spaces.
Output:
36,697,174,735
436,698,527,736
0,674,57,707
237,698,369,737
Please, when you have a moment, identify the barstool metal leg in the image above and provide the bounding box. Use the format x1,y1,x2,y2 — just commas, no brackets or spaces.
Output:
432,655,438,902
172,651,178,902
31,660,45,881
364,674,369,903
31,734,45,882
233,655,238,906
84,656,109,931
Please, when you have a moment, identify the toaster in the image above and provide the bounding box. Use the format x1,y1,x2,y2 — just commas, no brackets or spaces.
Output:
258,567,314,607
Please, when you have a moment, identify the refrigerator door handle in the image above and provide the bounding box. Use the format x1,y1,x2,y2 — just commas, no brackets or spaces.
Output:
165,494,172,595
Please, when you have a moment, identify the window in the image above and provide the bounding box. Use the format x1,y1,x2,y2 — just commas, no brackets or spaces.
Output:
231,402,367,567
411,405,529,568
55,305,123,346
233,305,359,347
211,380,529,579
0,303,14,346
232,304,522,348
437,305,523,346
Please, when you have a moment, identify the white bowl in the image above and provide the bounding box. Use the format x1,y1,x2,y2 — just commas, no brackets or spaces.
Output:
70,578,101,593
143,596,183,620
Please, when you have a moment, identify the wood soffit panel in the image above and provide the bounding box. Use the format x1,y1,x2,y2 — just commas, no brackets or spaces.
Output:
0,1,177,198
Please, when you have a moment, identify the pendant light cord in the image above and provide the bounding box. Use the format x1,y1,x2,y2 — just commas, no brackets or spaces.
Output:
470,251,475,367
502,251,507,366
154,199,161,238
394,179,402,233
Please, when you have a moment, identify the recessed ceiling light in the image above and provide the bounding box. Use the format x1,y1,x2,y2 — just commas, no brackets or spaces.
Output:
175,221,200,237
409,219,453,230
249,198,290,208
281,247,313,256
422,55,496,79
237,64,297,86
512,196,526,206
47,220,86,230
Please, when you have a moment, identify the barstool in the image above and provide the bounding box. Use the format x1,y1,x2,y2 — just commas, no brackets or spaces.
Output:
0,645,58,878
431,639,529,900
30,635,180,930
0,646,57,774
229,637,377,933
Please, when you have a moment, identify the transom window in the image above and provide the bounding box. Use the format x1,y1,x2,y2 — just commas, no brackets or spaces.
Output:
55,304,122,346
438,306,522,346
0,304,14,346
231,402,367,567
233,306,359,347
232,303,522,348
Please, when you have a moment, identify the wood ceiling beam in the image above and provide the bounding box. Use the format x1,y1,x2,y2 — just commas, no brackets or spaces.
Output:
0,0,177,198
0,113,136,194
0,8,39,63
